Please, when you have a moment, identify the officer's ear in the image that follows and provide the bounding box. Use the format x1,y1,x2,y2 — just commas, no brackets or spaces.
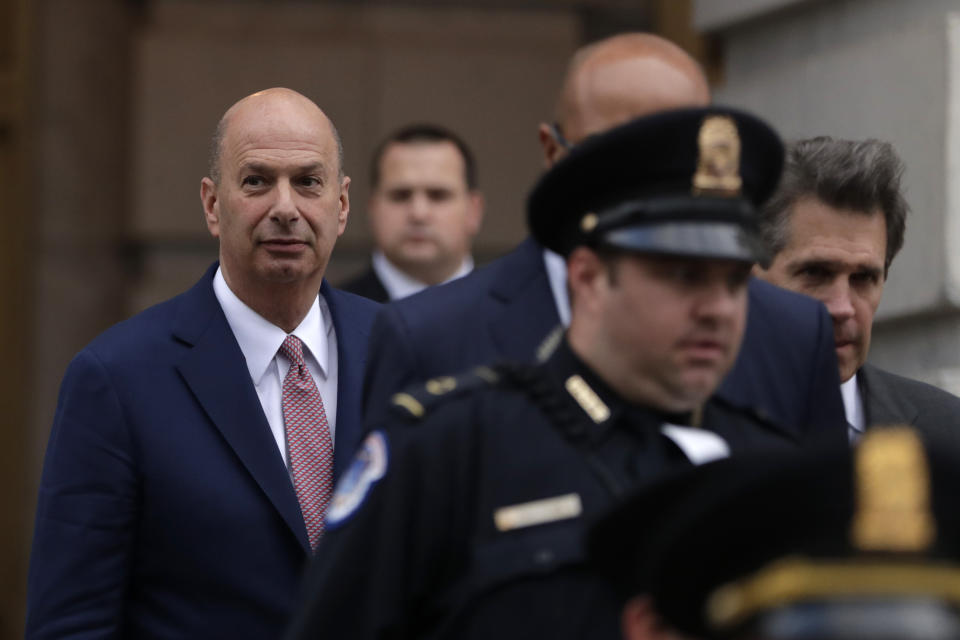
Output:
621,595,685,640
567,246,608,311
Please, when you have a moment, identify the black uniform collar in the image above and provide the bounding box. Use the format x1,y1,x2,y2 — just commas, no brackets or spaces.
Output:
541,337,696,439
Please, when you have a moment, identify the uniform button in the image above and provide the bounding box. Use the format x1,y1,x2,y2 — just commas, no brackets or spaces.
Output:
534,549,555,565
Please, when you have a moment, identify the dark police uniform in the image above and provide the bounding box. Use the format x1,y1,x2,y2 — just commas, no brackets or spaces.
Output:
287,106,799,639
287,339,800,639
589,426,960,640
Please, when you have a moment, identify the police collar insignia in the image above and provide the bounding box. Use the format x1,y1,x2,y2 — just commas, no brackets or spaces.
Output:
565,375,610,424
325,430,389,530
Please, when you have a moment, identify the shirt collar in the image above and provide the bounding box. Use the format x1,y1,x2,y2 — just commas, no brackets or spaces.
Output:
841,373,865,434
543,248,571,327
213,266,332,385
371,250,474,301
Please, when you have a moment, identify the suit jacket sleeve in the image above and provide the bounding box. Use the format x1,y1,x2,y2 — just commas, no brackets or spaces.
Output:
27,350,137,639
362,305,423,425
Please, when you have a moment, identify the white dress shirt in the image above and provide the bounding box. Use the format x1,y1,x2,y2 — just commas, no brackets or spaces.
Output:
372,251,473,301
841,374,865,443
213,267,338,467
543,249,571,327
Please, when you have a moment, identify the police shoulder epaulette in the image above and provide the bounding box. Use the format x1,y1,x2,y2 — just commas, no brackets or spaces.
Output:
389,366,501,420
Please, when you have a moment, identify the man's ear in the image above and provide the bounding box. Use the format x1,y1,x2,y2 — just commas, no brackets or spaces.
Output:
466,191,485,237
201,177,220,238
336,176,351,237
567,246,606,310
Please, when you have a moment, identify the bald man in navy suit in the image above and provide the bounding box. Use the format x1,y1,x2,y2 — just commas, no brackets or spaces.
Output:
27,89,379,639
363,34,845,445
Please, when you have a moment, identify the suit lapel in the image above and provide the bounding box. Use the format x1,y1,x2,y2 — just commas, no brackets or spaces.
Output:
487,238,562,361
173,265,310,553
859,363,919,427
322,282,373,479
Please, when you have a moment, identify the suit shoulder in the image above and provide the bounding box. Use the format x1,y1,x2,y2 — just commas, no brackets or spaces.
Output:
383,240,541,329
866,365,960,408
391,267,489,315
82,291,188,360
337,268,389,303
388,366,506,421
324,284,381,335
326,284,382,314
708,393,797,439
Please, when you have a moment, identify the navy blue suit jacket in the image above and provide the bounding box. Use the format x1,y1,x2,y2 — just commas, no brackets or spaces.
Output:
27,264,379,639
364,238,846,444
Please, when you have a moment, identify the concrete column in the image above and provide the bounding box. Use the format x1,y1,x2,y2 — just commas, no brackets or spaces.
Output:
32,0,135,464
0,0,34,633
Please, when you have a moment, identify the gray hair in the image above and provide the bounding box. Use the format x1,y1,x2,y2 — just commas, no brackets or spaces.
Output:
758,136,908,275
207,115,345,184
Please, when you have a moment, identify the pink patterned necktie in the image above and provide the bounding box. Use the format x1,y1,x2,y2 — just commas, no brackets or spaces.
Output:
279,335,334,550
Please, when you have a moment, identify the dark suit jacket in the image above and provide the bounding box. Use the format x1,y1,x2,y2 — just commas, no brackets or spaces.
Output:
340,266,390,303
860,362,960,446
27,263,379,639
363,237,846,445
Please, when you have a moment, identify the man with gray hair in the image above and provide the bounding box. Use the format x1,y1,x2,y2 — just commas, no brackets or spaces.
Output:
755,136,960,442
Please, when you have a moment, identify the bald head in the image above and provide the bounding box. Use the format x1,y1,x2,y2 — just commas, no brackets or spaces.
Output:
208,88,344,183
199,87,352,332
541,33,710,166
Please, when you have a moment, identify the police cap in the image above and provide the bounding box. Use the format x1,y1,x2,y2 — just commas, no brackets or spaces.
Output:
587,427,960,639
527,106,784,262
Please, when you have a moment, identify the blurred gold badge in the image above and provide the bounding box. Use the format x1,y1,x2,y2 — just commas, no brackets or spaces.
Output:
693,115,743,197
850,427,935,552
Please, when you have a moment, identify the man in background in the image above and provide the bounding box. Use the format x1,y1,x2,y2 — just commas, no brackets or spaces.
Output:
340,124,483,302
362,32,846,444
755,136,960,443
27,88,378,639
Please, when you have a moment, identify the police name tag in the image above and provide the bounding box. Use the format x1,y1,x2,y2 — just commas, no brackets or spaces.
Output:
494,493,583,532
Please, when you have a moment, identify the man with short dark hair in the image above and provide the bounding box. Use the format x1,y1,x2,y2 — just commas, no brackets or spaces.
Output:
341,124,483,302
27,88,379,638
755,136,960,442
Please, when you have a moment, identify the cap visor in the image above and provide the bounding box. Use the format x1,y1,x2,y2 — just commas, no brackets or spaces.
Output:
602,221,765,263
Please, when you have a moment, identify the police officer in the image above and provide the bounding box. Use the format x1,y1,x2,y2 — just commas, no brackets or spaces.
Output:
287,106,800,640
589,426,960,640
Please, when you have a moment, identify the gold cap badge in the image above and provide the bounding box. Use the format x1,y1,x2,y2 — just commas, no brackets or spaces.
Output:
692,115,743,197
850,427,935,552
